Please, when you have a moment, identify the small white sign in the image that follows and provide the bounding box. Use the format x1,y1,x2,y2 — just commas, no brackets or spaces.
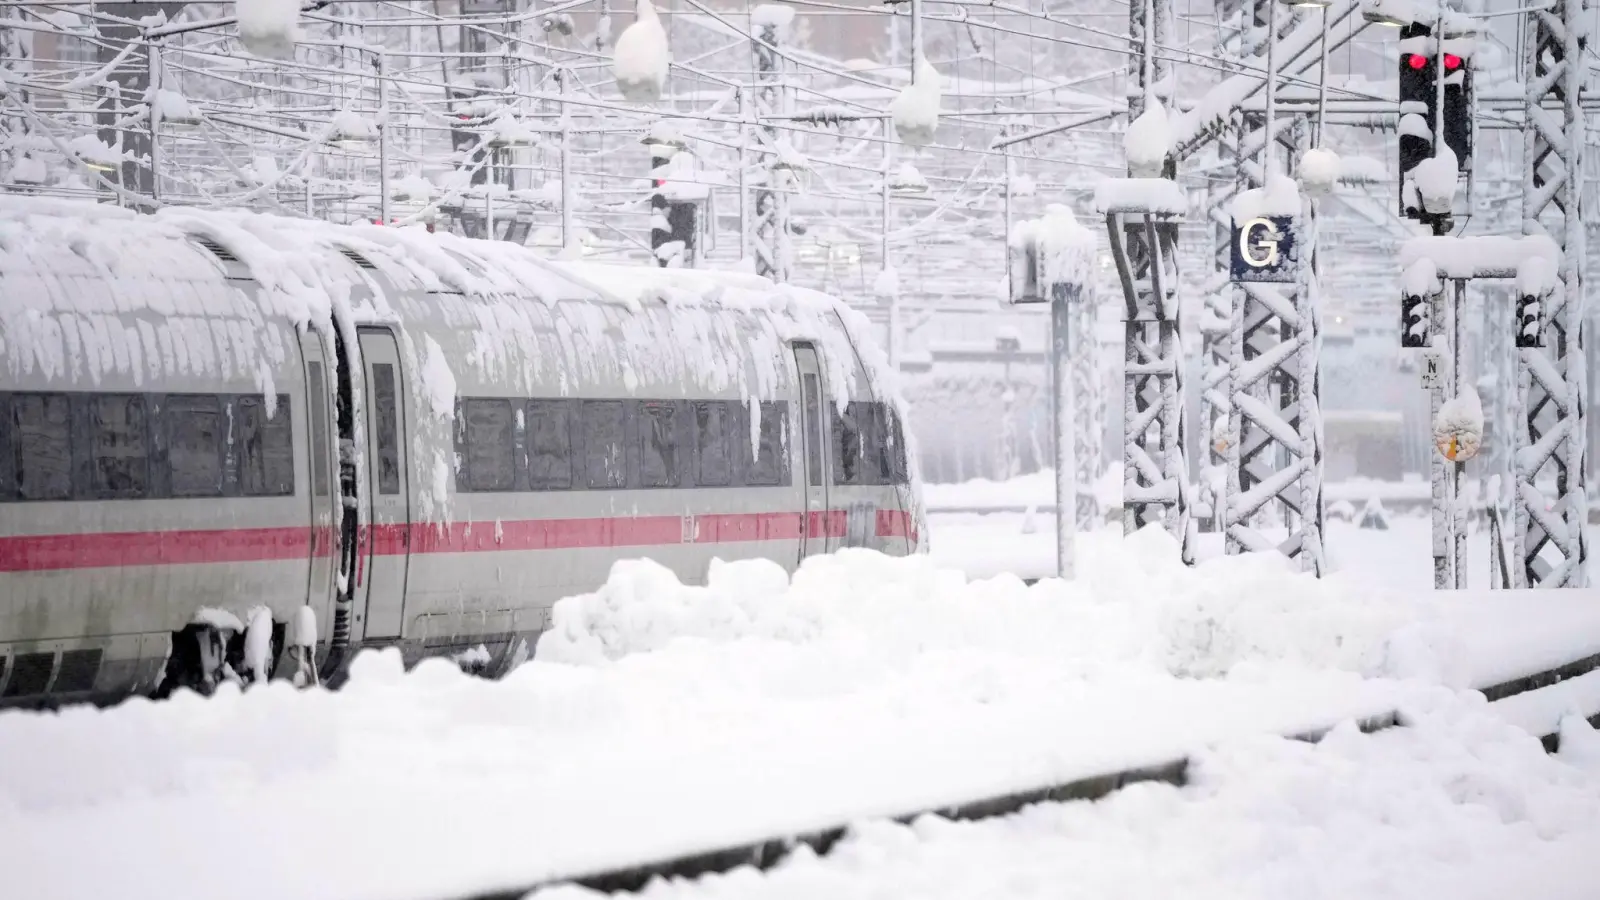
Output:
1421,352,1442,389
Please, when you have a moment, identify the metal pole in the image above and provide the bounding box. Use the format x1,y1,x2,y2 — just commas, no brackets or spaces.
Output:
145,40,162,204
559,68,575,254
1316,5,1329,142
737,87,752,265
377,51,390,226
910,0,924,76
1429,282,1449,588
1052,283,1077,579
882,119,899,368
1453,278,1467,588
1262,0,1277,176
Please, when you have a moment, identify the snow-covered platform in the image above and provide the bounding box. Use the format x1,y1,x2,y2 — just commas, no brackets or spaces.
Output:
1,534,1597,900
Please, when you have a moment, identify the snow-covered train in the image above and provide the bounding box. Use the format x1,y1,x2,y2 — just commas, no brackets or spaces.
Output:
0,199,922,707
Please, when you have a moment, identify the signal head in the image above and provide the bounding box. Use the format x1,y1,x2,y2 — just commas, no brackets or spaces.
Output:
1443,53,1463,70
1406,53,1428,70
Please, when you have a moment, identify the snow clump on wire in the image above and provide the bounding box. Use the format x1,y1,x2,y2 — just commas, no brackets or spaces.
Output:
1123,100,1171,177
891,60,943,147
612,0,670,103
236,0,303,60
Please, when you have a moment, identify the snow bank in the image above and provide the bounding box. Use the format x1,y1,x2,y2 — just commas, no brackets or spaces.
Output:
236,0,302,60
4,533,1598,899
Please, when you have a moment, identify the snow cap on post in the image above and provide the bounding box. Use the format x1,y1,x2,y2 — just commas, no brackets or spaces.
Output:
1229,173,1301,221
1299,148,1341,198
751,4,796,36
1433,385,1483,462
1408,145,1458,216
613,0,670,103
237,0,303,60
1124,100,1171,178
891,60,943,147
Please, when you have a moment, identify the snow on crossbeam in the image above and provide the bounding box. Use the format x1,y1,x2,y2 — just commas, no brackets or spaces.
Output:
1397,234,1560,280
1093,178,1187,215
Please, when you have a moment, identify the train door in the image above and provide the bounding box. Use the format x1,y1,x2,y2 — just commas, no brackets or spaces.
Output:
793,342,831,562
357,328,410,639
300,329,338,618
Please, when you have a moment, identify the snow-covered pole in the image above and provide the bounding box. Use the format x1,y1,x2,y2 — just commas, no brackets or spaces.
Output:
559,68,575,255
751,7,791,283
1262,0,1278,178
145,40,162,204
736,86,752,265
377,50,390,227
910,0,924,79
1515,0,1588,587
881,118,898,368
1451,277,1466,588
1315,5,1330,141
1052,280,1077,580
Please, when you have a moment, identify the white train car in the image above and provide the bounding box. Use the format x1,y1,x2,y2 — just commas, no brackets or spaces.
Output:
0,200,922,706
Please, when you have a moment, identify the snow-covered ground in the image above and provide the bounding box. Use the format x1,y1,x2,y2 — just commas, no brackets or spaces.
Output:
538,705,1600,900
2,516,1598,900
927,508,1600,590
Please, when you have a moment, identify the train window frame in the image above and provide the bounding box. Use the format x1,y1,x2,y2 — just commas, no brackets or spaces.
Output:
693,401,734,487
637,400,681,489
459,397,517,493
801,376,825,488
164,393,226,498
743,400,790,487
3,392,74,502
582,399,627,490
526,399,573,491
371,364,401,496
0,394,13,500
307,364,332,498
237,394,295,497
86,392,152,499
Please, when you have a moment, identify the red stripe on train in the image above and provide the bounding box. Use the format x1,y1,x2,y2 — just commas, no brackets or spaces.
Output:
0,507,899,573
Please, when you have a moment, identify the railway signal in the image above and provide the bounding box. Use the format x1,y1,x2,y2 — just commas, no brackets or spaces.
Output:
1397,21,1475,223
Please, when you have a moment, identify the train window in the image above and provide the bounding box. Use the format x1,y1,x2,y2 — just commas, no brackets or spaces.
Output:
89,393,150,498
166,394,224,497
582,400,626,489
462,398,516,492
744,400,789,487
638,401,679,488
831,400,868,486
307,363,331,497
526,400,572,490
801,375,824,487
11,393,72,501
882,403,910,485
238,395,294,496
372,364,400,495
693,401,732,487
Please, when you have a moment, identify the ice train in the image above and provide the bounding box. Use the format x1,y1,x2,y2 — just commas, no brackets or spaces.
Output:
0,200,922,707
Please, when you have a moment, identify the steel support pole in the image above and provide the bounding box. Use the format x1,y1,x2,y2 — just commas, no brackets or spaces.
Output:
1219,0,1326,575
377,51,390,226
1051,283,1077,579
752,15,791,283
1516,0,1589,587
559,69,575,254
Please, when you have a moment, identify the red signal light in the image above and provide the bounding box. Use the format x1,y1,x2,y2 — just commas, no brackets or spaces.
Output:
1406,54,1427,70
1443,53,1463,70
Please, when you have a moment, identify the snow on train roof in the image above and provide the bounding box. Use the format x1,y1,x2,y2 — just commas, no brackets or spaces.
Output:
0,199,902,412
